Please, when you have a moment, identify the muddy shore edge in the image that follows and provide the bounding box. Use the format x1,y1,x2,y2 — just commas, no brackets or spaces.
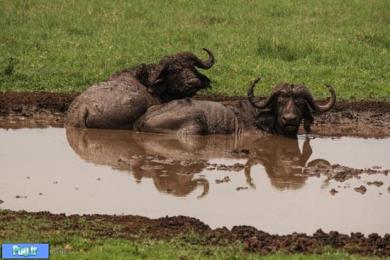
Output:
0,209,389,256
1,91,390,137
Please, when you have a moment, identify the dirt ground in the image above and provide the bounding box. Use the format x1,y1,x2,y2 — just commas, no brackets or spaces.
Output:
1,92,390,137
1,91,390,256
0,209,389,256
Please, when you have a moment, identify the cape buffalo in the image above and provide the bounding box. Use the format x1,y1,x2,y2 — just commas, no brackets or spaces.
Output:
135,77,336,137
65,49,214,129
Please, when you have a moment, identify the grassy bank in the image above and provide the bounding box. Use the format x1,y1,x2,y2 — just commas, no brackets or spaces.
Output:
0,210,374,260
0,0,389,100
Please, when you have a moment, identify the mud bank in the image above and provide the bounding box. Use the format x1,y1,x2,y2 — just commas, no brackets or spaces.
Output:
0,209,389,256
1,91,390,137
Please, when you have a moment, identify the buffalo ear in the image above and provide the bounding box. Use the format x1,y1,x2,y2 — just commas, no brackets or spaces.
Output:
303,103,314,133
149,64,168,87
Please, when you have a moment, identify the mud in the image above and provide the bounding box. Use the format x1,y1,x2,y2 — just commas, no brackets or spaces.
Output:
367,181,384,187
354,185,368,194
1,91,390,137
1,209,389,256
303,163,389,183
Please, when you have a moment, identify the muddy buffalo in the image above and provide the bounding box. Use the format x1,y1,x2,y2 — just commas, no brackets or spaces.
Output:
65,49,214,129
135,77,336,137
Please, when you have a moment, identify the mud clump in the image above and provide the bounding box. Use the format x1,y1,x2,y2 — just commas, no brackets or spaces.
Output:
236,187,248,191
304,164,388,187
329,188,338,195
215,176,230,184
207,163,245,172
217,163,245,171
0,200,3,204
15,195,27,199
354,185,367,194
367,181,384,187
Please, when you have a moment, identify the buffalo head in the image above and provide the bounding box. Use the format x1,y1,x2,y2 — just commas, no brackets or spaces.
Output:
248,78,336,137
138,48,214,101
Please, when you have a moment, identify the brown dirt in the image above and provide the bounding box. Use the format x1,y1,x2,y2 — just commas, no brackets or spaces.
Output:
1,91,390,137
0,209,389,256
354,185,368,194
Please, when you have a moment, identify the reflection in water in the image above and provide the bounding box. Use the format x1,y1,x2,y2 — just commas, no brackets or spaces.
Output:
244,137,330,190
66,128,330,197
1,127,389,235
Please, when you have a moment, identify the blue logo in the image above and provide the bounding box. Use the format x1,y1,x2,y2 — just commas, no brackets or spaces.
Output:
2,243,49,259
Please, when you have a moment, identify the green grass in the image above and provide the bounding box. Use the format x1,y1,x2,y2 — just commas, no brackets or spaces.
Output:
0,0,389,99
0,237,369,260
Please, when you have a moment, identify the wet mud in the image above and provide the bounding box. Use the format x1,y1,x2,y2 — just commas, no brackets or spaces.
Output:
1,91,390,137
1,209,390,256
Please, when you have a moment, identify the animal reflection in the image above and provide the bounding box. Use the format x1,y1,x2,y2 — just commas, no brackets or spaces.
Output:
66,128,330,197
243,137,329,190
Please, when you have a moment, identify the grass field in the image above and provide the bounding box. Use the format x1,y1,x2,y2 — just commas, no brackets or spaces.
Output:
0,0,389,100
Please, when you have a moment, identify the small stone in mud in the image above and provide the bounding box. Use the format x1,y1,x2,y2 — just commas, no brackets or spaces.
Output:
96,178,101,181
26,176,30,179
15,195,27,199
354,185,367,194
329,188,338,195
236,186,248,191
0,199,4,204
366,181,383,187
39,193,43,196
215,176,230,184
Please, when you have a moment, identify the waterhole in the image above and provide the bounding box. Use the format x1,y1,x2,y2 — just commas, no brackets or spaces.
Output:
0,126,389,235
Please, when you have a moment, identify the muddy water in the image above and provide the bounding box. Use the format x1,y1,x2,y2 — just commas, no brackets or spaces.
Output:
0,127,389,235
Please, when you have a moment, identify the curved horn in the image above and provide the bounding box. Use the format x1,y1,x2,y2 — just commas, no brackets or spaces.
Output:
302,84,336,112
247,77,277,109
192,48,215,69
195,178,209,198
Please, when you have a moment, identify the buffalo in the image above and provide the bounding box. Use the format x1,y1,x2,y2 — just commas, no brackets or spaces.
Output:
65,49,214,129
135,77,336,137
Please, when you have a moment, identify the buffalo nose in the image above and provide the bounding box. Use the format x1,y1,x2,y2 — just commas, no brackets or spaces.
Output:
282,113,297,122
